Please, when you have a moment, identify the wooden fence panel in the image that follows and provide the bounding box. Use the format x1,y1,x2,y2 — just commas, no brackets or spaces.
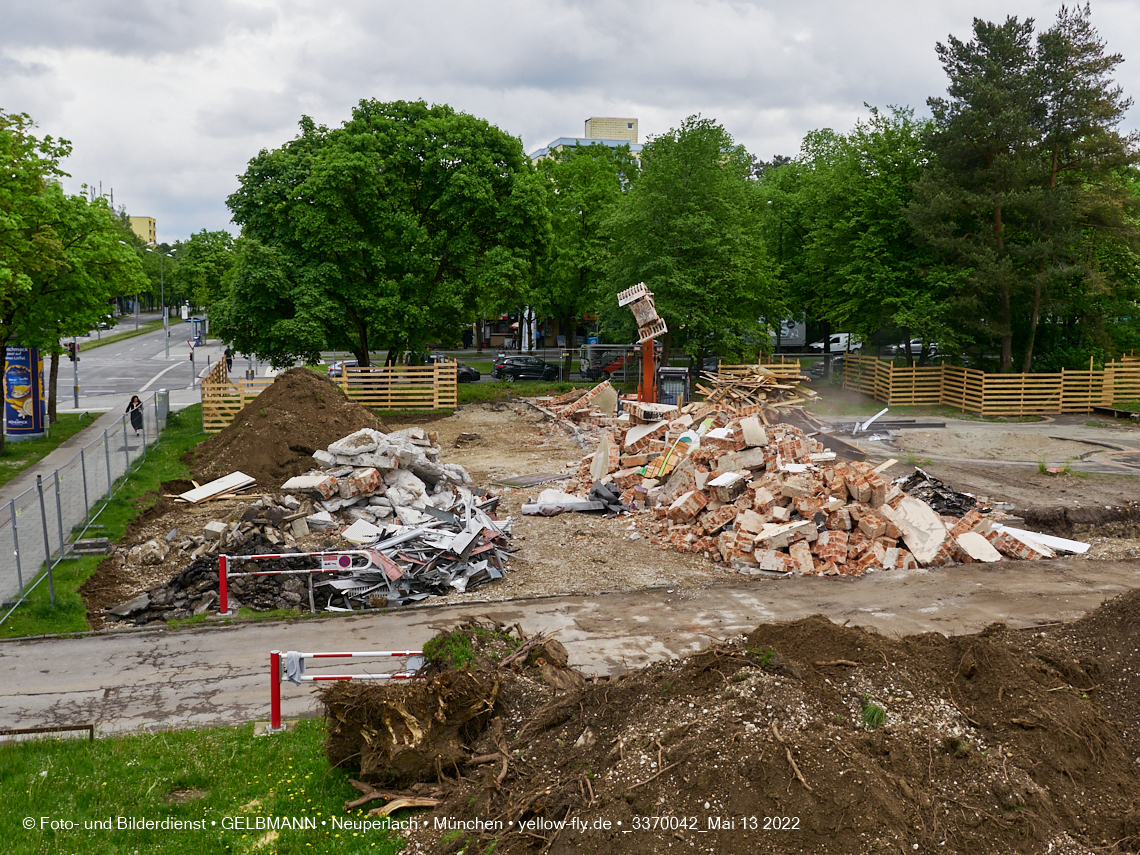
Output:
882,365,942,405
837,356,1140,415
340,364,457,410
201,362,241,433
201,363,457,433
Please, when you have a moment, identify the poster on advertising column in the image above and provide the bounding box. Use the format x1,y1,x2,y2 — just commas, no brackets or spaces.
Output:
4,346,46,439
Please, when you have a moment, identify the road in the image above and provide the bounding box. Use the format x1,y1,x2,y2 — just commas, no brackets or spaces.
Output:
1,557,1137,736
64,320,200,404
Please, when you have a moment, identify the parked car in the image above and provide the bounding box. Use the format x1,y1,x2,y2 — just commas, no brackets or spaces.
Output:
809,354,847,377
884,339,939,357
326,358,358,377
491,355,560,382
808,333,861,352
428,352,480,382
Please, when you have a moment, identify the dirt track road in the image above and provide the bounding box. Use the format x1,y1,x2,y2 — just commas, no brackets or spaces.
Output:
3,557,1138,736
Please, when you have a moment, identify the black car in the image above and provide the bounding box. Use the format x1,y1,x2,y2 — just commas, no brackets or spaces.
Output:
809,355,846,377
428,352,480,382
491,355,559,382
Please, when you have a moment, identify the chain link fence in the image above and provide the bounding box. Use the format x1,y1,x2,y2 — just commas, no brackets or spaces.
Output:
0,391,171,624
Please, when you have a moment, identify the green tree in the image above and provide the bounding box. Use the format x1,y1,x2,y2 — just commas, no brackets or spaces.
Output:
602,116,779,366
171,229,233,315
910,8,1139,371
759,107,955,365
222,100,550,367
535,143,638,348
0,111,144,442
28,189,147,422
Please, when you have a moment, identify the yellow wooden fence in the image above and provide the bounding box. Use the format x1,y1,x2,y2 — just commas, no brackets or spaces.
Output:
841,354,1140,416
200,360,458,433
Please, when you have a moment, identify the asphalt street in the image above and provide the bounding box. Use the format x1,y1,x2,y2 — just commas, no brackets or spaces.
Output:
2,558,1137,736
63,318,223,408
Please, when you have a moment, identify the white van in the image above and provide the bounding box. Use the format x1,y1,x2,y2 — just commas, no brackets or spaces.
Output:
807,333,861,352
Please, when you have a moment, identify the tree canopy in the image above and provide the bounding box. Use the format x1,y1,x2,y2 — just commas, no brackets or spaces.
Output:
222,99,550,366
602,116,779,364
909,6,1140,371
757,107,957,364
533,142,638,348
171,229,233,315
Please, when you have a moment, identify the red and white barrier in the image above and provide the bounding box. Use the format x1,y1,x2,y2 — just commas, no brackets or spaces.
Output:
217,550,379,616
268,649,424,731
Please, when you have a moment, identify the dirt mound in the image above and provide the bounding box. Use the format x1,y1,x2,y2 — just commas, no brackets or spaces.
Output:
183,368,384,488
341,604,1140,854
1046,588,1140,759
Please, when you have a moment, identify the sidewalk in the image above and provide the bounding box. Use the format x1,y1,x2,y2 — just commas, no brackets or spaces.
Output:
0,337,227,536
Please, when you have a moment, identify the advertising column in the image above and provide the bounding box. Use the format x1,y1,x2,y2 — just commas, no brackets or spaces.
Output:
4,345,46,439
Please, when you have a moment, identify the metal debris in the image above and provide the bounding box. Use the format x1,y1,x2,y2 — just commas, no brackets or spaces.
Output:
313,494,513,608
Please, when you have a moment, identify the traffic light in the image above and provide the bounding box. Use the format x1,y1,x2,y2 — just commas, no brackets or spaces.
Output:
67,342,77,362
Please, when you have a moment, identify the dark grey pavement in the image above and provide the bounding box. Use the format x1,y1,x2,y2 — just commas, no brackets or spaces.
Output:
1,557,1137,735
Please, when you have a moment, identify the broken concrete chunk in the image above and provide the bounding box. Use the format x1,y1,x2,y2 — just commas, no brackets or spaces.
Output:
753,519,815,550
956,532,1003,563
788,541,815,575
708,470,746,503
880,496,947,565
341,518,383,544
281,474,338,499
306,510,339,530
313,449,338,469
739,418,768,448
715,446,768,474
203,521,228,542
109,593,150,617
780,474,811,499
355,450,399,470
328,428,384,456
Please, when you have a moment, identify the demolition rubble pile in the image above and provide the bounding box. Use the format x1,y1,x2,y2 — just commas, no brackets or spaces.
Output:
561,406,1071,576
280,426,513,604
103,427,513,624
282,426,474,530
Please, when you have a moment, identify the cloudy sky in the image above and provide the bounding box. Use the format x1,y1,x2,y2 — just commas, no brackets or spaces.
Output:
3,0,1138,243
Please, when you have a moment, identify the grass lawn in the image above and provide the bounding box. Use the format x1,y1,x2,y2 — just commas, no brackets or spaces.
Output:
1,718,402,855
0,405,211,638
0,414,92,488
78,319,166,351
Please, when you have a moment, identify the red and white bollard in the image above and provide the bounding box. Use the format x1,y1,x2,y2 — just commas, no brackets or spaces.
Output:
269,650,285,732
217,554,233,617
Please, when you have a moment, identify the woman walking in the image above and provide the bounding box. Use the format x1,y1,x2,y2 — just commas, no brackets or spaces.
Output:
126,395,144,436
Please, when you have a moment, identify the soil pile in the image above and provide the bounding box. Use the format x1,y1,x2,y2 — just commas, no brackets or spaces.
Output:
330,602,1140,854
320,623,576,785
183,368,383,487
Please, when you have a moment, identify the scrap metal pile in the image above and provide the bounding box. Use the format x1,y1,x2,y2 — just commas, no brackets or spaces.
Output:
544,402,1082,576
313,494,512,608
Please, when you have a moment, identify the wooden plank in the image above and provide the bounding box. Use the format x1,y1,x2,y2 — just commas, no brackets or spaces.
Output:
179,471,256,504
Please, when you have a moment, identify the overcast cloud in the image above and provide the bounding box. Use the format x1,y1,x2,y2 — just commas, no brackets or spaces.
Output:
2,0,1138,242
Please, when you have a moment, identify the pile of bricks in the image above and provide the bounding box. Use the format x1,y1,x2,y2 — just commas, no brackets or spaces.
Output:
542,381,621,428
570,406,1045,576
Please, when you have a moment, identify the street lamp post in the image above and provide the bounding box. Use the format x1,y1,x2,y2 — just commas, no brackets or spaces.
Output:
158,251,171,359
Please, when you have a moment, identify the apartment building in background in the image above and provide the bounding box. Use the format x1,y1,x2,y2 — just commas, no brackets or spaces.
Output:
530,116,642,161
129,216,156,246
